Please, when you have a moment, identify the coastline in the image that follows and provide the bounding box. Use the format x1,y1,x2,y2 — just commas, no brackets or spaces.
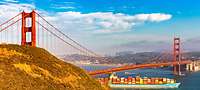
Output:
74,63,121,67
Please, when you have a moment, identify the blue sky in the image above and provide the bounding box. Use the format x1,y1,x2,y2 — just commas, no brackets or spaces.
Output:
0,0,200,55
22,0,200,16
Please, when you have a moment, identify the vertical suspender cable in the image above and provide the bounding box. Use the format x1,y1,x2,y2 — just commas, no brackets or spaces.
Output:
46,25,49,50
36,13,100,57
0,26,1,43
37,14,39,47
49,28,52,53
41,19,44,48
11,21,13,43
16,18,18,44
5,25,7,43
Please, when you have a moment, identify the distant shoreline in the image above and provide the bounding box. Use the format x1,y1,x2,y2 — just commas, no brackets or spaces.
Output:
74,63,121,67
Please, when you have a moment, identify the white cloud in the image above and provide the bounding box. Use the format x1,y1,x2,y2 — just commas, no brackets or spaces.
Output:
3,0,18,3
0,3,172,34
51,1,76,10
63,2,75,4
59,6,75,9
43,12,172,34
0,3,35,24
51,6,76,10
134,13,172,22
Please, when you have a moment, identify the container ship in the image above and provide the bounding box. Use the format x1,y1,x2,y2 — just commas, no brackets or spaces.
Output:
97,73,180,89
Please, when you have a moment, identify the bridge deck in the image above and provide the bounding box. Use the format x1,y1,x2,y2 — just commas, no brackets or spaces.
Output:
88,61,191,75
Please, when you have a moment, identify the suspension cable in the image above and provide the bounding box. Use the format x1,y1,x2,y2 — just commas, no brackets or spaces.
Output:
36,12,101,57
36,21,91,56
0,18,22,33
0,13,21,27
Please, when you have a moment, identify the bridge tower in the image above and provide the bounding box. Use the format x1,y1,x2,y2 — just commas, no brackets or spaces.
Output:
21,10,36,47
173,37,181,75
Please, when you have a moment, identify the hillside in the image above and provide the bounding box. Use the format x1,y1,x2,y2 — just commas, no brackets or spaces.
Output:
0,44,107,90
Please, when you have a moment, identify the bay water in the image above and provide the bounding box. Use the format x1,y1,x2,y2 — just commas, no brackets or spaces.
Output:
79,65,200,90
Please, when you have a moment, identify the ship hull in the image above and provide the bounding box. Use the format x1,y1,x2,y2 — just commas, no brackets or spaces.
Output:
109,83,181,89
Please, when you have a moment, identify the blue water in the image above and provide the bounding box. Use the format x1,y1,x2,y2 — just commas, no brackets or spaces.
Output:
79,65,200,90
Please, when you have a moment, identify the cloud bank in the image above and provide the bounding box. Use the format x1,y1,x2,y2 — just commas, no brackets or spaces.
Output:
0,2,173,54
48,12,172,33
0,3,172,34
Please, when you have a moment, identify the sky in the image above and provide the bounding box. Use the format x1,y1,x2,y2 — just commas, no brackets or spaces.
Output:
0,0,200,55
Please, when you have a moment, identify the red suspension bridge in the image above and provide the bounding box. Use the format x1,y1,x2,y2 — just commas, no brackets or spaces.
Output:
0,10,100,57
0,10,191,76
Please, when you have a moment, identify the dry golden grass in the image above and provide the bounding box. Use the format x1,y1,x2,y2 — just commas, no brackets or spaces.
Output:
0,44,108,90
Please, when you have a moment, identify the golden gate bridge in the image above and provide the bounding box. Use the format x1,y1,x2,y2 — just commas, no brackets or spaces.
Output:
0,10,191,76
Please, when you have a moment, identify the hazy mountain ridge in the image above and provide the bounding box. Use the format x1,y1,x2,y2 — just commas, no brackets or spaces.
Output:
63,51,200,64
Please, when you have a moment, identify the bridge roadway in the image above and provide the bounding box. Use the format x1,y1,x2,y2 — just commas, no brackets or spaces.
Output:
88,60,191,75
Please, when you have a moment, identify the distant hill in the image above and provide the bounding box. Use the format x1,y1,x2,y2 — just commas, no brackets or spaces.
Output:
62,51,200,64
111,52,200,64
0,44,107,90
